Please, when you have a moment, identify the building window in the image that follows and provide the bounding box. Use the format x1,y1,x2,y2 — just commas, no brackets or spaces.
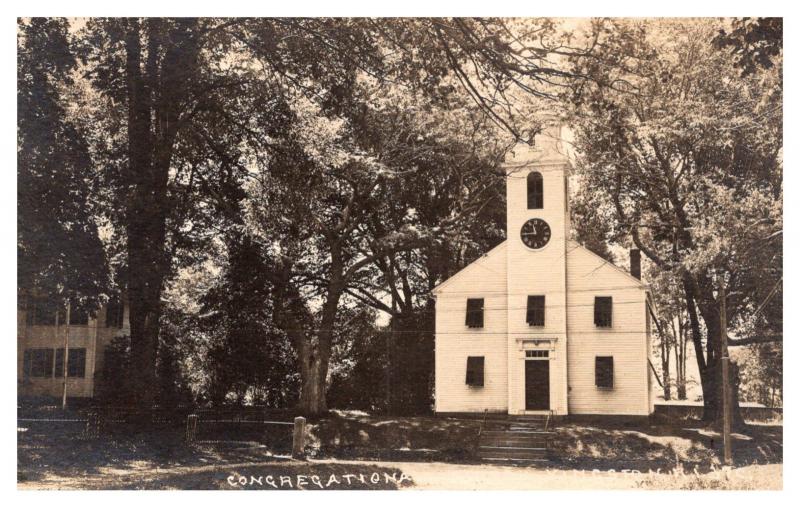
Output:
526,295,545,326
106,300,124,328
466,356,485,387
55,348,87,378
527,172,543,209
69,305,90,326
595,356,614,389
526,350,549,358
24,348,54,378
25,297,65,326
465,298,484,328
594,296,613,327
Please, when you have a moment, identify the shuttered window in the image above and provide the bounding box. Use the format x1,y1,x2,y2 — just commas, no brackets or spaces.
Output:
527,172,543,209
466,356,485,387
595,356,614,389
465,298,484,328
594,296,613,327
526,295,545,326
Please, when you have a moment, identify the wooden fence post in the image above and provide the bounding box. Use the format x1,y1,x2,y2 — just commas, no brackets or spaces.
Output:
186,414,198,444
292,416,306,459
85,409,100,439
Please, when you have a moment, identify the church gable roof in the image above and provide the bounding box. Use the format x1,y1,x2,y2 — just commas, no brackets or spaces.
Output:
567,240,648,290
431,241,507,296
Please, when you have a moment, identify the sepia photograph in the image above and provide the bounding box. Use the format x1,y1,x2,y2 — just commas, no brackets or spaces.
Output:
13,7,786,493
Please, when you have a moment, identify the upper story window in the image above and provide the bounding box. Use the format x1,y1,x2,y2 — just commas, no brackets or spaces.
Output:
106,300,125,328
25,297,65,326
24,297,91,326
527,171,543,209
69,305,89,326
465,298,484,328
594,296,613,328
526,295,545,326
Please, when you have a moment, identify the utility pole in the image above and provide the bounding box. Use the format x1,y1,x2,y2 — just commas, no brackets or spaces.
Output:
720,283,732,465
62,301,71,410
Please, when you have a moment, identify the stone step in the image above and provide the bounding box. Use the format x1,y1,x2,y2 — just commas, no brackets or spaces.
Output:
480,436,549,447
481,429,551,437
477,447,549,460
477,423,554,463
480,457,549,464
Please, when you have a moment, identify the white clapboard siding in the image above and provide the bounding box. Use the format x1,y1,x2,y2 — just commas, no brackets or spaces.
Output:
433,128,652,416
17,302,131,399
434,242,509,413
504,151,570,415
566,243,650,415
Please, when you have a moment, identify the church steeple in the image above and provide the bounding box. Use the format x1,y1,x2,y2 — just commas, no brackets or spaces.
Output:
504,120,571,415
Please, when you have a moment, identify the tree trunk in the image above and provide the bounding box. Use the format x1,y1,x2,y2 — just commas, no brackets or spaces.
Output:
386,309,398,415
122,19,199,406
687,277,745,427
297,339,329,414
660,327,671,401
676,319,687,400
296,242,345,416
297,294,339,415
124,20,160,405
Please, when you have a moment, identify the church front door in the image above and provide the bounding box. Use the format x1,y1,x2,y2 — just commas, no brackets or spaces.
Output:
524,359,550,410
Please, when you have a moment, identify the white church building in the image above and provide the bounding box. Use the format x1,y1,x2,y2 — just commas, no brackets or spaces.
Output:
432,124,654,418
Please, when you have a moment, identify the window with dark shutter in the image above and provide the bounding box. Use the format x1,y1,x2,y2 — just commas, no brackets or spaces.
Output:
594,296,613,327
526,295,545,326
466,356,485,387
465,298,484,328
595,356,614,388
527,172,543,209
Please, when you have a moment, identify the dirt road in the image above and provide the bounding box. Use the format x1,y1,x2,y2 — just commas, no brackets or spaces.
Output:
18,458,781,490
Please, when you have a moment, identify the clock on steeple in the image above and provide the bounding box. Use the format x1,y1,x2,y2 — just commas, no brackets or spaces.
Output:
520,218,551,249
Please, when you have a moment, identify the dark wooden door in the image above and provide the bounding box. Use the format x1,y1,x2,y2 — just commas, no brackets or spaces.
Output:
525,360,550,410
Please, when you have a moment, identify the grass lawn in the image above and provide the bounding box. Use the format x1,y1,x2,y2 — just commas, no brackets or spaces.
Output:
18,409,782,489
307,410,782,472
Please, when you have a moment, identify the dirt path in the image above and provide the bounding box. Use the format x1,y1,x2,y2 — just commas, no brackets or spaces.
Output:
17,460,279,490
18,458,781,490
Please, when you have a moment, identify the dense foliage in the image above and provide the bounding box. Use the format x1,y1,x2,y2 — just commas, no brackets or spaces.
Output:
18,18,781,422
566,18,782,420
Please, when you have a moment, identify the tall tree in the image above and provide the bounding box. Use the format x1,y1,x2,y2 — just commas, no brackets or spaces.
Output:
18,18,108,306
236,18,588,415
80,18,276,402
76,17,590,412
566,19,782,423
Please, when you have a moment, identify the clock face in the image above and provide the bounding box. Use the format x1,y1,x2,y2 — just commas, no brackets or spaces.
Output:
520,218,551,249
